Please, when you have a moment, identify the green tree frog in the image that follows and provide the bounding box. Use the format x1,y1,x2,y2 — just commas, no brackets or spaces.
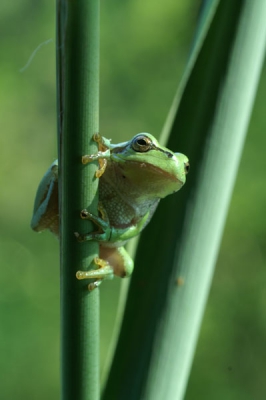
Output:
31,133,189,290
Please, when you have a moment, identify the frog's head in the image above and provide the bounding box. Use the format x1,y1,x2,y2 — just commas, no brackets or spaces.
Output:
111,133,189,199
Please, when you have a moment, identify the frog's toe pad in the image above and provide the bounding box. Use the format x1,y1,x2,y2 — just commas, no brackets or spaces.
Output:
76,257,114,290
80,210,90,219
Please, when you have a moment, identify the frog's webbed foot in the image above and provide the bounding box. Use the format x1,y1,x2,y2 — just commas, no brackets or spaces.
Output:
74,203,111,242
76,257,114,291
82,155,107,178
82,133,112,178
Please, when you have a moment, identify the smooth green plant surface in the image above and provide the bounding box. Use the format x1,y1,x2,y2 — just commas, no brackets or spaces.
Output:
57,0,100,399
0,1,266,399
102,1,266,399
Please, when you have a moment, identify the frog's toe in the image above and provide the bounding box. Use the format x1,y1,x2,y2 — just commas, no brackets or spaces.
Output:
76,257,114,290
80,209,90,219
88,279,103,291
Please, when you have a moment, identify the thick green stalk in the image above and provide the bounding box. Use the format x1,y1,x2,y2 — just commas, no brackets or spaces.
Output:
56,1,100,399
144,2,266,398
102,1,266,399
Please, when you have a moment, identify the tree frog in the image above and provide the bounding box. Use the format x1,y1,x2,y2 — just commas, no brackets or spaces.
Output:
31,133,189,290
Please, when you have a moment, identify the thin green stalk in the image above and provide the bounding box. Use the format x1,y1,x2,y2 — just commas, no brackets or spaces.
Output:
56,1,100,400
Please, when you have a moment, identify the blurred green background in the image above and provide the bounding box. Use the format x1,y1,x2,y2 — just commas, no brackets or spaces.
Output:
0,1,265,399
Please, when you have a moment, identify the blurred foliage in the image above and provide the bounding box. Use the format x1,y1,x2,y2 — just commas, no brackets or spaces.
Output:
0,1,265,399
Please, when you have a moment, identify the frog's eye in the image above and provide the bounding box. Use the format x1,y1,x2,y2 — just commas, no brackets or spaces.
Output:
131,135,152,152
184,161,190,174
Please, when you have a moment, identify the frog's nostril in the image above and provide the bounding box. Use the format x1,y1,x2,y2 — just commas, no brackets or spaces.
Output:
184,162,190,174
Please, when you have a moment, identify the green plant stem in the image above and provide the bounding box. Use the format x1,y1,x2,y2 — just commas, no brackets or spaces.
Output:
56,1,100,399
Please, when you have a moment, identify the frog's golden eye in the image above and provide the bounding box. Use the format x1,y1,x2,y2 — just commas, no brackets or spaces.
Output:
131,135,152,152
184,161,190,174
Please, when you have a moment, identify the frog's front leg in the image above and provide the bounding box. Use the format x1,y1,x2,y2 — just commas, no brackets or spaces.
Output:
82,133,113,178
74,207,112,242
75,207,150,243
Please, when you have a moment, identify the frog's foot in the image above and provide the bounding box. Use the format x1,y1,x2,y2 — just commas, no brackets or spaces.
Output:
81,202,109,223
82,155,107,178
74,206,111,242
82,133,111,178
76,257,114,291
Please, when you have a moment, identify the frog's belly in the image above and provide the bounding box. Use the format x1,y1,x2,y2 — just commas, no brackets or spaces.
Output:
99,174,160,228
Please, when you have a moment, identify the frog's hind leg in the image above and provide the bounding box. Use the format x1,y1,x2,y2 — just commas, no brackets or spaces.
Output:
30,161,59,235
76,257,114,291
100,246,134,278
